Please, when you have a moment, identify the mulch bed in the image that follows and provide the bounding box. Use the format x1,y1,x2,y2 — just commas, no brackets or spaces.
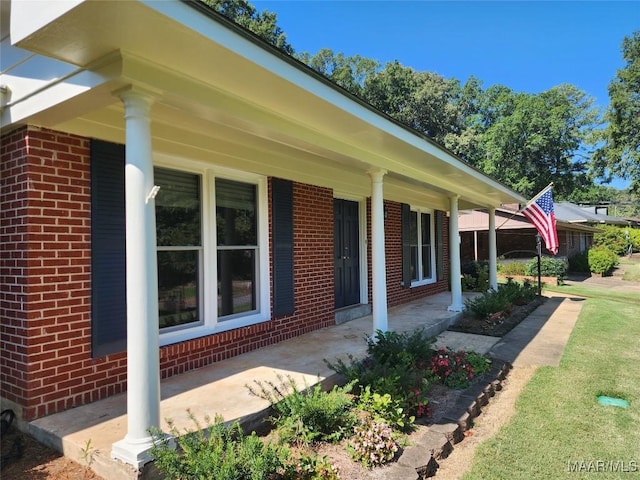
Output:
448,296,546,337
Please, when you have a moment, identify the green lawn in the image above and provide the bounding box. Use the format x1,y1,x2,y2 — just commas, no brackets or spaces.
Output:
543,283,640,306
462,292,640,479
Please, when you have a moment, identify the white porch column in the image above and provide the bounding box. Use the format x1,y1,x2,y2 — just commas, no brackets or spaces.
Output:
368,168,388,334
448,195,464,312
112,87,161,469
488,208,498,291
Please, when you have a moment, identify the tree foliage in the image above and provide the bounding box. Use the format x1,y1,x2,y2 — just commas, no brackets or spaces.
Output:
594,31,640,192
201,0,294,54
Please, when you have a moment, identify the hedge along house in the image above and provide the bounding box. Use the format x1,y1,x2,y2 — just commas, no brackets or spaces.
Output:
0,0,526,468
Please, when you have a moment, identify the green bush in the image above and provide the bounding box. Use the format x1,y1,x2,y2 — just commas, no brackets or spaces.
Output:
593,225,631,256
464,279,537,319
525,256,567,283
150,412,287,480
247,374,356,445
461,261,489,291
588,246,619,275
568,251,590,273
498,262,526,276
325,329,434,418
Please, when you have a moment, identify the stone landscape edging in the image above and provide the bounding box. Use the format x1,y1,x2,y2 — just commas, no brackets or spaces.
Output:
383,361,513,479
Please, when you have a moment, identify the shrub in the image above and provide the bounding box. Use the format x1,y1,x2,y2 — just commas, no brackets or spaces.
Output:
247,374,356,445
326,329,435,418
429,348,492,389
347,420,399,468
464,279,537,319
588,246,619,275
568,251,590,273
498,262,526,276
525,256,567,283
461,261,489,291
150,412,287,480
593,225,631,255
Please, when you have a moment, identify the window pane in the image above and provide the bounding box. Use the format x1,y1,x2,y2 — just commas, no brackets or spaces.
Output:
410,211,418,281
422,245,432,279
158,250,199,328
216,178,257,246
218,249,256,317
421,213,431,246
155,168,201,246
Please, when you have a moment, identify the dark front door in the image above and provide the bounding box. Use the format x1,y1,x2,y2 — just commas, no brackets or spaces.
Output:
334,199,360,309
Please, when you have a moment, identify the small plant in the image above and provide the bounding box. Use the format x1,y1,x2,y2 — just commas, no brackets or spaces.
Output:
80,438,96,480
356,385,415,432
281,453,340,480
247,374,356,446
347,420,399,468
429,348,491,389
150,411,287,480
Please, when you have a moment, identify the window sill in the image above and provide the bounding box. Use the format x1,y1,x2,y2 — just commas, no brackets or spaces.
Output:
410,278,436,288
159,312,270,347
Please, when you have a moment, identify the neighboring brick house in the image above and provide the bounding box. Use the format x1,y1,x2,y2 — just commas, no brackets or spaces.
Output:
0,0,525,467
458,206,604,262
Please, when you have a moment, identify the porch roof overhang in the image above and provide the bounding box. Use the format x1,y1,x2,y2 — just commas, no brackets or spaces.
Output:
5,0,526,211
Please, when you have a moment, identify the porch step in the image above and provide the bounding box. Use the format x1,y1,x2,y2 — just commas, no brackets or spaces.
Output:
335,304,372,324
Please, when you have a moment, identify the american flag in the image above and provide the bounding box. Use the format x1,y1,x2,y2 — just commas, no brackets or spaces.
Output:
521,187,559,255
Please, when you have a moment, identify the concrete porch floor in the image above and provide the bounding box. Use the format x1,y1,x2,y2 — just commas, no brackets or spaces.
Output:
28,291,488,480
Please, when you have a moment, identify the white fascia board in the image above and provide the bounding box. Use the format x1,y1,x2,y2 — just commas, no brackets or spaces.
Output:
10,0,85,44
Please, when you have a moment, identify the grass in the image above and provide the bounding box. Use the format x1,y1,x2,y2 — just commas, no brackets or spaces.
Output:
542,284,640,306
621,262,640,282
462,294,640,479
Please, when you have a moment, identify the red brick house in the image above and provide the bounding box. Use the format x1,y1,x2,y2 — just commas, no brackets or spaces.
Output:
0,0,525,466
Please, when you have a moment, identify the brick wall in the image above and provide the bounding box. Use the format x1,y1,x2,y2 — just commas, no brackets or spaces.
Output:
0,126,127,421
366,200,449,308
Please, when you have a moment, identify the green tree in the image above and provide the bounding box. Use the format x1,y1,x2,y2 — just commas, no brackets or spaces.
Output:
476,84,598,198
296,49,379,97
201,0,294,54
594,31,640,192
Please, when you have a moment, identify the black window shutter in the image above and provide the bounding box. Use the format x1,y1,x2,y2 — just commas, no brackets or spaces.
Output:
436,210,445,281
91,140,127,357
401,203,412,288
271,178,295,317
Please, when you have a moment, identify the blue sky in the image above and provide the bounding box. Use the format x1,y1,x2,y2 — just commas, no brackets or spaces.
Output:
254,1,639,188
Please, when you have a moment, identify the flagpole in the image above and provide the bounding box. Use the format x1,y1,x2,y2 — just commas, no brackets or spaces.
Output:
496,182,554,231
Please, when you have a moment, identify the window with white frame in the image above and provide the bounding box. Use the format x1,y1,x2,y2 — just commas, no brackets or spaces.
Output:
409,209,435,284
154,166,267,337
215,178,258,318
156,168,203,330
